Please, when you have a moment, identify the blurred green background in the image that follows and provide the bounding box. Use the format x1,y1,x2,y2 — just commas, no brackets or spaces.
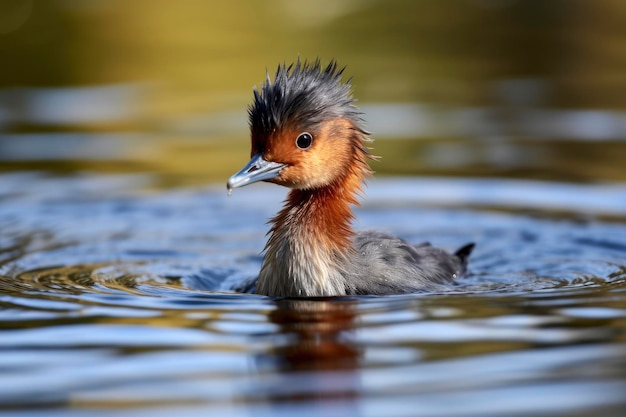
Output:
1,0,625,187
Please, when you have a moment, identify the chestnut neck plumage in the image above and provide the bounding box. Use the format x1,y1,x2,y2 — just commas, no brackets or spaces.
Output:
256,140,372,297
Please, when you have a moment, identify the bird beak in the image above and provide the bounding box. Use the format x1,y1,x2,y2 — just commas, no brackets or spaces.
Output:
227,153,286,192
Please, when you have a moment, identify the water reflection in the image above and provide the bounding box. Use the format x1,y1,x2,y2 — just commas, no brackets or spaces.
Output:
269,299,360,371
256,299,360,413
2,85,626,185
3,85,626,138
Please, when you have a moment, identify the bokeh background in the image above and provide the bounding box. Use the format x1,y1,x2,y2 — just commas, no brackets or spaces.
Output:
1,0,625,188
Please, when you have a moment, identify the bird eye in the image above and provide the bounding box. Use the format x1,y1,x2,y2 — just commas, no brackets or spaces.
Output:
295,132,313,150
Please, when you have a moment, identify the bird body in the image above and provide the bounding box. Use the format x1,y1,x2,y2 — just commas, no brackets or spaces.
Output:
228,59,473,297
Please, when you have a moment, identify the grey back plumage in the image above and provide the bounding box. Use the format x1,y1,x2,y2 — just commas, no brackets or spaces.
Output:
346,231,472,295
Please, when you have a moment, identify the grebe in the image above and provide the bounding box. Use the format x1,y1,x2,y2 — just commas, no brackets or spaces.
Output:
228,59,474,297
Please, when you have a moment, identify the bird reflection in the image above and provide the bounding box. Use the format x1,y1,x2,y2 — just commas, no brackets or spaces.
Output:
269,298,360,372
255,298,362,411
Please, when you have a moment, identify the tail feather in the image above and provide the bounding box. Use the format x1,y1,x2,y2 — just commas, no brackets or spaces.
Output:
454,242,475,265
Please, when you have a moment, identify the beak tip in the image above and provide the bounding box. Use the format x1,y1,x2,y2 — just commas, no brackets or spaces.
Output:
226,154,286,193
226,175,248,191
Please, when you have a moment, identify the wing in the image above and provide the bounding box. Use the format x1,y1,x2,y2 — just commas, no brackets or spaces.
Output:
348,230,474,295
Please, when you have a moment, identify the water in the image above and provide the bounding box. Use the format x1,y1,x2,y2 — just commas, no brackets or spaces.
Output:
1,172,625,416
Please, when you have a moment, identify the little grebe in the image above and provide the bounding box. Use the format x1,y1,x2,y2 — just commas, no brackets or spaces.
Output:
228,59,474,297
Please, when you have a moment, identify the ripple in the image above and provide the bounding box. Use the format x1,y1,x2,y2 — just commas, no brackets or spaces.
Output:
1,174,626,415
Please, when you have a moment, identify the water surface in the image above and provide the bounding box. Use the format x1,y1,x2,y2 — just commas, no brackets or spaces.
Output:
1,173,625,416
